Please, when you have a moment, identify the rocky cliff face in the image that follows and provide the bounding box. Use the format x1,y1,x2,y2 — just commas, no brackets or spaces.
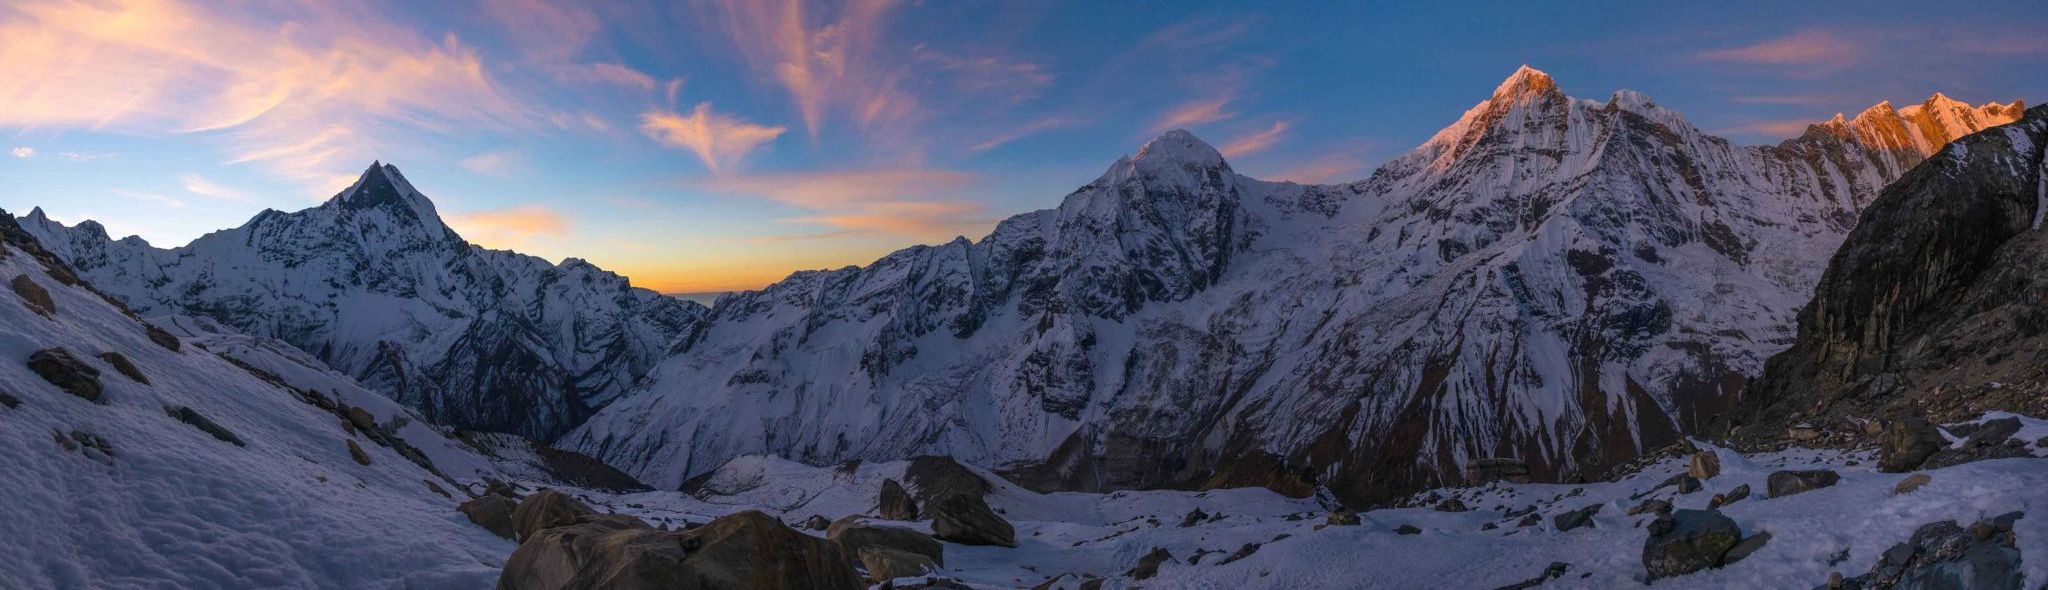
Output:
20,163,704,440
568,67,2021,505
1743,105,2048,428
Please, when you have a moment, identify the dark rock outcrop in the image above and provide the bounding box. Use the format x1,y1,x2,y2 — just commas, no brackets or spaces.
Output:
511,490,595,542
1127,548,1174,580
458,495,519,540
499,511,862,590
1643,509,1742,580
28,348,101,401
926,493,1015,548
97,351,149,384
1744,105,2048,431
1767,470,1840,498
13,274,54,316
165,405,243,446
144,323,181,352
1878,418,1947,473
879,479,917,520
1826,512,2023,590
827,518,943,569
346,439,371,465
1553,504,1601,532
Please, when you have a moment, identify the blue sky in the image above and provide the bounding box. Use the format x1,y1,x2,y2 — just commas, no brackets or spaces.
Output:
3,0,2042,292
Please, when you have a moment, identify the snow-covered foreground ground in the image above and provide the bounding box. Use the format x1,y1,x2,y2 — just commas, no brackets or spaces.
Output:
554,437,2047,589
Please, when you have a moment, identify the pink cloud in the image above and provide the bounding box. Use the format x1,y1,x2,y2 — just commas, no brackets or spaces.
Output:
639,103,787,172
1696,30,1860,67
1219,120,1290,158
1153,95,1235,132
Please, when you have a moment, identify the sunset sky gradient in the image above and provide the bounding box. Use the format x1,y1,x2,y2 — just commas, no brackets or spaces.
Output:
4,0,2044,294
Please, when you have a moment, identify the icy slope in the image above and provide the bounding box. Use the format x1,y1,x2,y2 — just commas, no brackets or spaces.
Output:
0,210,514,589
569,67,2022,505
20,163,704,440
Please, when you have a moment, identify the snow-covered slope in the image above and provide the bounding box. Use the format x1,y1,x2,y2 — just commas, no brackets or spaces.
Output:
20,163,704,440
567,67,2022,505
0,209,515,588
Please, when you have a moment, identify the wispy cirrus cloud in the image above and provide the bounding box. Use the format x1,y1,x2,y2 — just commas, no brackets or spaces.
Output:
1219,120,1290,158
639,103,788,172
180,174,261,204
1695,29,1860,67
447,205,571,251
9,147,32,159
1153,95,1236,132
461,150,522,175
110,189,186,209
694,0,907,138
0,0,535,191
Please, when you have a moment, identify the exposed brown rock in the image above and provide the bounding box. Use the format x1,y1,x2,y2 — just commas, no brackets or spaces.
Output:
459,495,518,540
879,478,917,520
97,351,149,384
346,439,370,465
827,518,943,568
511,489,595,542
12,274,54,316
28,348,101,402
499,511,862,590
927,493,1015,548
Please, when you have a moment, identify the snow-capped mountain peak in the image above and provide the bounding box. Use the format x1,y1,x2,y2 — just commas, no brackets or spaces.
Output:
322,161,449,240
1490,64,1558,100
1133,129,1227,168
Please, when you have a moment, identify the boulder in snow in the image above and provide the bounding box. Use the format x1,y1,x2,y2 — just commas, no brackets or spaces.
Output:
858,546,938,582
1708,484,1750,509
143,323,180,352
1689,446,1721,480
28,348,101,402
12,274,54,316
1829,512,2023,589
1767,470,1839,498
97,351,149,385
1126,548,1174,580
1553,504,1601,532
1642,509,1741,580
1893,473,1932,495
926,493,1015,547
345,439,370,466
164,405,243,446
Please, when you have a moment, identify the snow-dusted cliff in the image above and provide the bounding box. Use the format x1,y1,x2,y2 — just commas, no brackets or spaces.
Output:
566,67,2020,504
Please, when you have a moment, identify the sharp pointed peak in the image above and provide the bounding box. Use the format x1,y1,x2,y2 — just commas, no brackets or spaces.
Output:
1134,129,1226,167
1492,65,1558,99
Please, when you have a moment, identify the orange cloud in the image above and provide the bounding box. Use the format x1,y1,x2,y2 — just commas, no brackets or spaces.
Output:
1219,120,1290,158
697,168,987,238
0,0,533,189
1153,95,1235,132
639,103,787,172
447,205,571,251
1267,153,1371,185
1696,30,1860,66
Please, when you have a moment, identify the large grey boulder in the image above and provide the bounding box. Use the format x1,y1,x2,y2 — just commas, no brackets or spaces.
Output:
1643,509,1742,580
498,511,862,590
